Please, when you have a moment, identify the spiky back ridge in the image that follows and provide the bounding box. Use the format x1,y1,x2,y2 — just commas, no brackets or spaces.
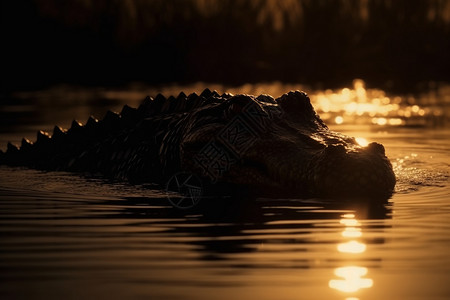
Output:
0,89,232,177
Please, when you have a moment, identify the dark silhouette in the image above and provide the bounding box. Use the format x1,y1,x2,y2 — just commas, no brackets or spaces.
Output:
0,90,396,199
2,0,449,92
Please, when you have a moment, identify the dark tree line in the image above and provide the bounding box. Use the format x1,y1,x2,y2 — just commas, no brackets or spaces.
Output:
2,0,450,92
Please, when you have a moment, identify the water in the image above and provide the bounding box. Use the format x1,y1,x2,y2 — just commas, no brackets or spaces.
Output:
0,83,449,300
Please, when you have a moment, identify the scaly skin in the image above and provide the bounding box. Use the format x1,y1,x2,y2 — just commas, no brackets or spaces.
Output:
0,89,396,199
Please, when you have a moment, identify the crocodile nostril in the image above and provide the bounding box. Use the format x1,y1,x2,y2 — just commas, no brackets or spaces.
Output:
367,142,385,156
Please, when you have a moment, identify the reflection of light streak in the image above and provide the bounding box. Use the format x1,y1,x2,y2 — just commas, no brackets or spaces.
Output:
335,116,344,124
340,218,360,226
330,213,373,297
337,240,366,253
309,79,428,126
342,227,362,238
355,137,369,147
329,266,373,293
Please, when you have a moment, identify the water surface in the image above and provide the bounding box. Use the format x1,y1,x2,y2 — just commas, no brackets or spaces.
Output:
0,84,449,300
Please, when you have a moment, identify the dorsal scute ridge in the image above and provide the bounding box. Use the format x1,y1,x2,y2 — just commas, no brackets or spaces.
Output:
120,104,135,116
138,90,227,116
177,91,187,100
66,120,84,140
4,89,281,160
200,88,212,98
211,90,220,98
187,92,198,100
71,120,83,129
98,110,122,134
21,138,32,149
221,92,233,98
162,96,176,113
103,110,121,123
6,142,19,154
52,126,66,140
36,130,51,146
120,105,138,125
154,93,165,102
85,116,99,129
137,96,154,116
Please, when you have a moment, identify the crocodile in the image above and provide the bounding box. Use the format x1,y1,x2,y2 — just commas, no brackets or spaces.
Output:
0,89,396,199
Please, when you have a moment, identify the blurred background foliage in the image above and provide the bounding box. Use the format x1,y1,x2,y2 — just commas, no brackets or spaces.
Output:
2,0,450,92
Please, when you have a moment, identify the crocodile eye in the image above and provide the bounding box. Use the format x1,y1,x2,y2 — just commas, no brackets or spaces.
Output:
276,91,315,118
225,95,256,118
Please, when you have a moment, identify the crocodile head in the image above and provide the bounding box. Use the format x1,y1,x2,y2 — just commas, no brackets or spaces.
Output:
180,91,396,199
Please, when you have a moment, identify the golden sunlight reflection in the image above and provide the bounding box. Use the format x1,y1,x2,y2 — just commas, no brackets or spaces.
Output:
329,213,373,296
355,137,369,147
329,266,374,293
335,116,344,124
342,213,355,218
309,79,438,126
337,240,366,254
342,227,362,238
339,218,360,226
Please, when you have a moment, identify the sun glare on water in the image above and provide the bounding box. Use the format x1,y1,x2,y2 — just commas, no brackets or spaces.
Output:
329,266,373,293
309,79,442,127
355,137,369,147
329,213,373,297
